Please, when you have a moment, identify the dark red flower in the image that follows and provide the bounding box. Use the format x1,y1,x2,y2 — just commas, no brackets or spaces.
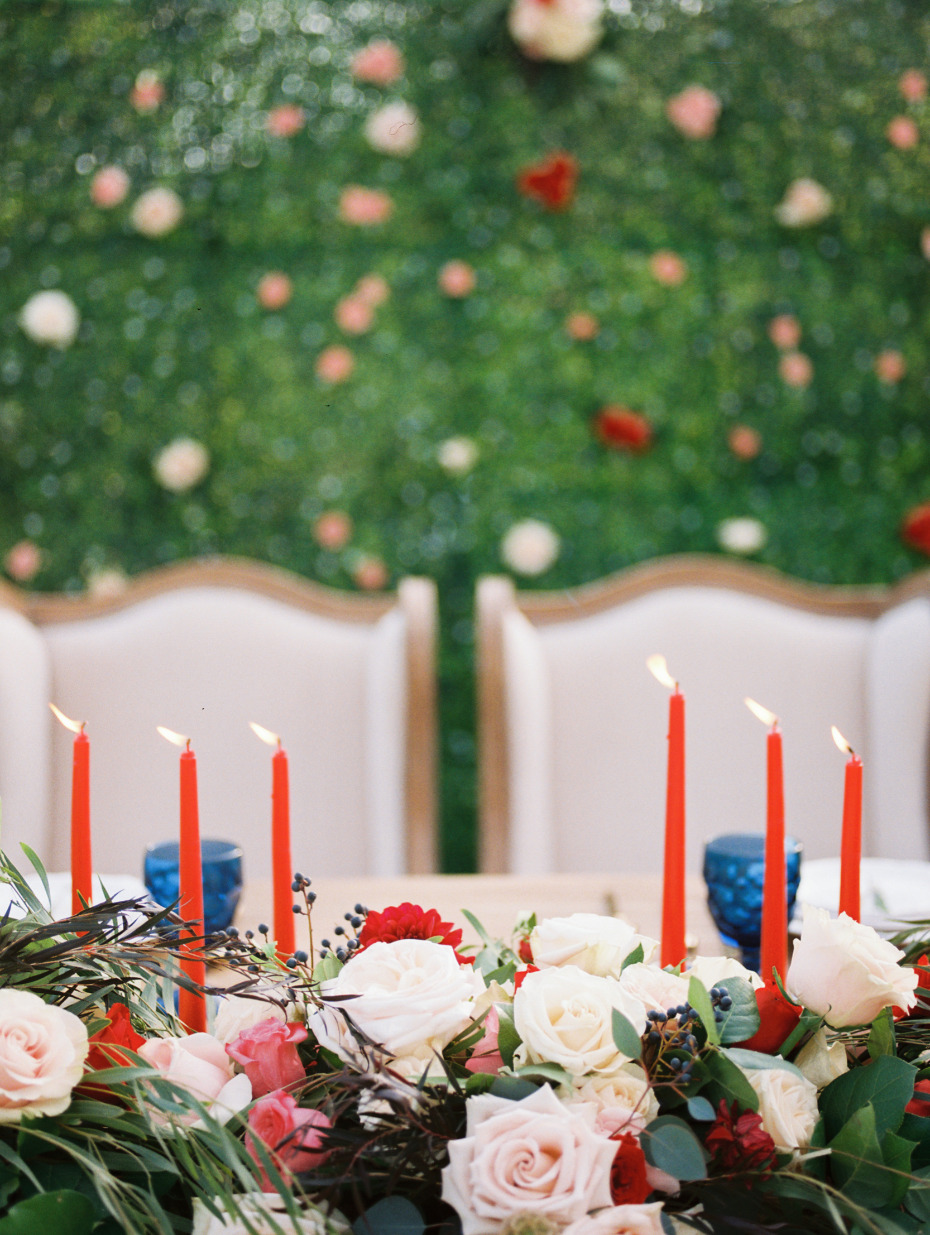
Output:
903,503,930,555
356,903,471,964
736,982,802,1054
513,964,540,992
609,1133,652,1204
895,954,929,1019
86,1002,146,1072
594,406,653,452
517,935,534,964
704,1100,777,1180
907,1078,930,1116
517,152,578,211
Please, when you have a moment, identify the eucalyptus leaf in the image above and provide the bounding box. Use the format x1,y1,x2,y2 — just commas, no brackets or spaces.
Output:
0,1190,96,1235
495,1005,520,1070
867,1007,896,1059
700,1047,759,1113
490,1076,538,1101
716,977,762,1045
620,943,644,972
687,976,719,1046
353,1197,425,1235
686,1094,717,1122
723,1047,805,1077
640,1116,708,1181
820,1054,916,1141
611,1007,643,1060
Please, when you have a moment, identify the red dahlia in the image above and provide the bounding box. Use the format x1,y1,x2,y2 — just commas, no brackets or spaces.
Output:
517,152,578,211
609,1133,652,1204
704,1100,777,1180
355,903,471,964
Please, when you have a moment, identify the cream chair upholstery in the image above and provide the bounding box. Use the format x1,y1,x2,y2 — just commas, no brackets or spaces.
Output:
477,557,930,875
0,559,437,881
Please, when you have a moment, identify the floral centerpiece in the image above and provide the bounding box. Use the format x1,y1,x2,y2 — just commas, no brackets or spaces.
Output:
2,852,930,1235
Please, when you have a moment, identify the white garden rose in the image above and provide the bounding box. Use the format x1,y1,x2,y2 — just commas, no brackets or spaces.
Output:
501,518,560,575
687,955,764,992
192,1195,349,1235
0,990,88,1122
716,516,767,555
212,994,288,1047
153,437,210,491
514,965,646,1077
531,914,658,977
794,1028,849,1089
364,102,421,156
441,1083,616,1235
743,1065,819,1151
566,1064,659,1134
307,938,485,1079
563,1203,666,1235
19,289,80,348
131,186,184,237
507,0,604,63
616,964,688,1016
786,905,918,1028
438,436,479,474
774,178,833,228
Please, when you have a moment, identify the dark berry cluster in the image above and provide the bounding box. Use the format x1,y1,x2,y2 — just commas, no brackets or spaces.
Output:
643,985,731,1086
320,903,368,963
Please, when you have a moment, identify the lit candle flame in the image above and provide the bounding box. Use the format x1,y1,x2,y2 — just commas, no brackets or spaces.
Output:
647,654,678,692
745,697,778,728
249,721,281,747
157,725,189,749
831,725,854,756
49,702,84,734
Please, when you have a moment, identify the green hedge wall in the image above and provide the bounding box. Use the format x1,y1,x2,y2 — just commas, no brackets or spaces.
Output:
2,0,929,869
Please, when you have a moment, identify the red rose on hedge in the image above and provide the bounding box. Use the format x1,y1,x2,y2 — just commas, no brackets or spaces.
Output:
736,982,802,1053
705,1100,777,1179
517,152,578,211
594,406,653,452
903,503,930,555
609,1132,652,1204
356,903,470,964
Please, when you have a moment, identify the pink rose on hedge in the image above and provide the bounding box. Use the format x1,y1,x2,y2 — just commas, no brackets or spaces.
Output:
900,69,928,103
315,345,354,383
438,260,476,298
131,187,183,237
465,1006,504,1076
649,250,687,286
354,274,390,307
5,540,42,582
314,511,353,550
257,272,292,310
666,85,721,139
875,349,907,384
335,296,374,334
0,990,88,1123
768,314,802,350
774,178,832,227
247,1091,331,1189
339,186,394,226
266,104,305,138
90,166,130,208
130,70,164,112
779,351,813,388
227,1020,307,1099
566,311,599,340
351,40,405,86
728,425,762,461
353,556,389,591
887,116,919,150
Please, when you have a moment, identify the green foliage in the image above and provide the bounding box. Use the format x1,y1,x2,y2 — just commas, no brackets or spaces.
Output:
641,1115,708,1181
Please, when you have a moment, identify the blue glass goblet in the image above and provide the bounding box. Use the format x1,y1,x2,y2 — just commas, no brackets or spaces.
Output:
144,839,243,937
703,832,802,973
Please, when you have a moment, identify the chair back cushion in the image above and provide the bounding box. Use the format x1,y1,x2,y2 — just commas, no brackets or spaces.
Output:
0,608,52,866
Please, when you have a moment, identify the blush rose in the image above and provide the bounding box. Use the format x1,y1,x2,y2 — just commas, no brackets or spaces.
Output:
247,1091,331,1189
0,990,88,1122
227,1020,307,1098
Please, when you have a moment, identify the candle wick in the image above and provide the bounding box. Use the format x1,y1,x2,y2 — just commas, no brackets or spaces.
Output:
185,738,191,752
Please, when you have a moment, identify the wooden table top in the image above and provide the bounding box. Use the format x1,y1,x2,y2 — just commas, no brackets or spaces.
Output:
235,873,722,957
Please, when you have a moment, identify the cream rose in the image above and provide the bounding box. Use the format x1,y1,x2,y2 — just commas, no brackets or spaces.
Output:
307,939,485,1079
687,955,764,992
774,178,833,228
0,990,88,1122
19,290,80,348
131,186,184,237
364,102,421,156
501,519,560,576
153,437,210,492
563,1203,666,1235
507,0,604,62
743,1065,819,1151
438,436,479,474
192,1195,349,1235
441,1083,616,1235
786,905,918,1028
530,914,658,978
616,964,688,1016
213,994,288,1047
794,1028,849,1089
566,1064,659,1134
139,1032,251,1125
716,516,767,555
514,966,646,1077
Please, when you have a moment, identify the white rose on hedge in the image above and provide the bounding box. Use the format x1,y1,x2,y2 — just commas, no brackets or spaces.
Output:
19,290,80,348
438,436,479,474
153,437,210,492
774,178,833,228
566,1064,659,1134
563,1203,667,1235
531,913,658,977
307,938,485,1079
794,1028,849,1089
514,965,646,1077
501,518,560,575
365,102,421,156
131,186,184,237
0,990,88,1122
441,1083,616,1235
716,516,767,555
744,1065,819,1151
508,0,604,63
786,905,918,1028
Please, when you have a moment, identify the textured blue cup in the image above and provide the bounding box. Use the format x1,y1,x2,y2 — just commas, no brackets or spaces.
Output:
703,832,802,972
144,838,243,936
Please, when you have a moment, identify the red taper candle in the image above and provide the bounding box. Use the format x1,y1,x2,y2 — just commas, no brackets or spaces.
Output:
760,716,787,983
272,744,295,955
649,656,686,969
834,727,863,921
50,705,93,918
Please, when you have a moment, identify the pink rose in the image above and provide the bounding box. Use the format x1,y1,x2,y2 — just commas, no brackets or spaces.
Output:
351,40,404,86
90,166,130,208
227,1020,307,1098
779,351,813,388
335,296,374,334
566,311,599,340
887,116,919,150
339,186,394,226
649,250,687,286
266,104,305,138
767,314,801,350
353,557,388,591
315,345,354,383
728,425,762,460
257,272,292,310
247,1091,331,1189
441,1084,616,1235
563,1204,666,1235
314,511,353,550
900,69,928,103
139,1032,251,1123
354,273,390,307
665,85,720,139
130,70,164,112
0,990,87,1123
875,349,906,384
465,1006,504,1076
438,260,476,298
5,540,42,582
131,187,183,238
